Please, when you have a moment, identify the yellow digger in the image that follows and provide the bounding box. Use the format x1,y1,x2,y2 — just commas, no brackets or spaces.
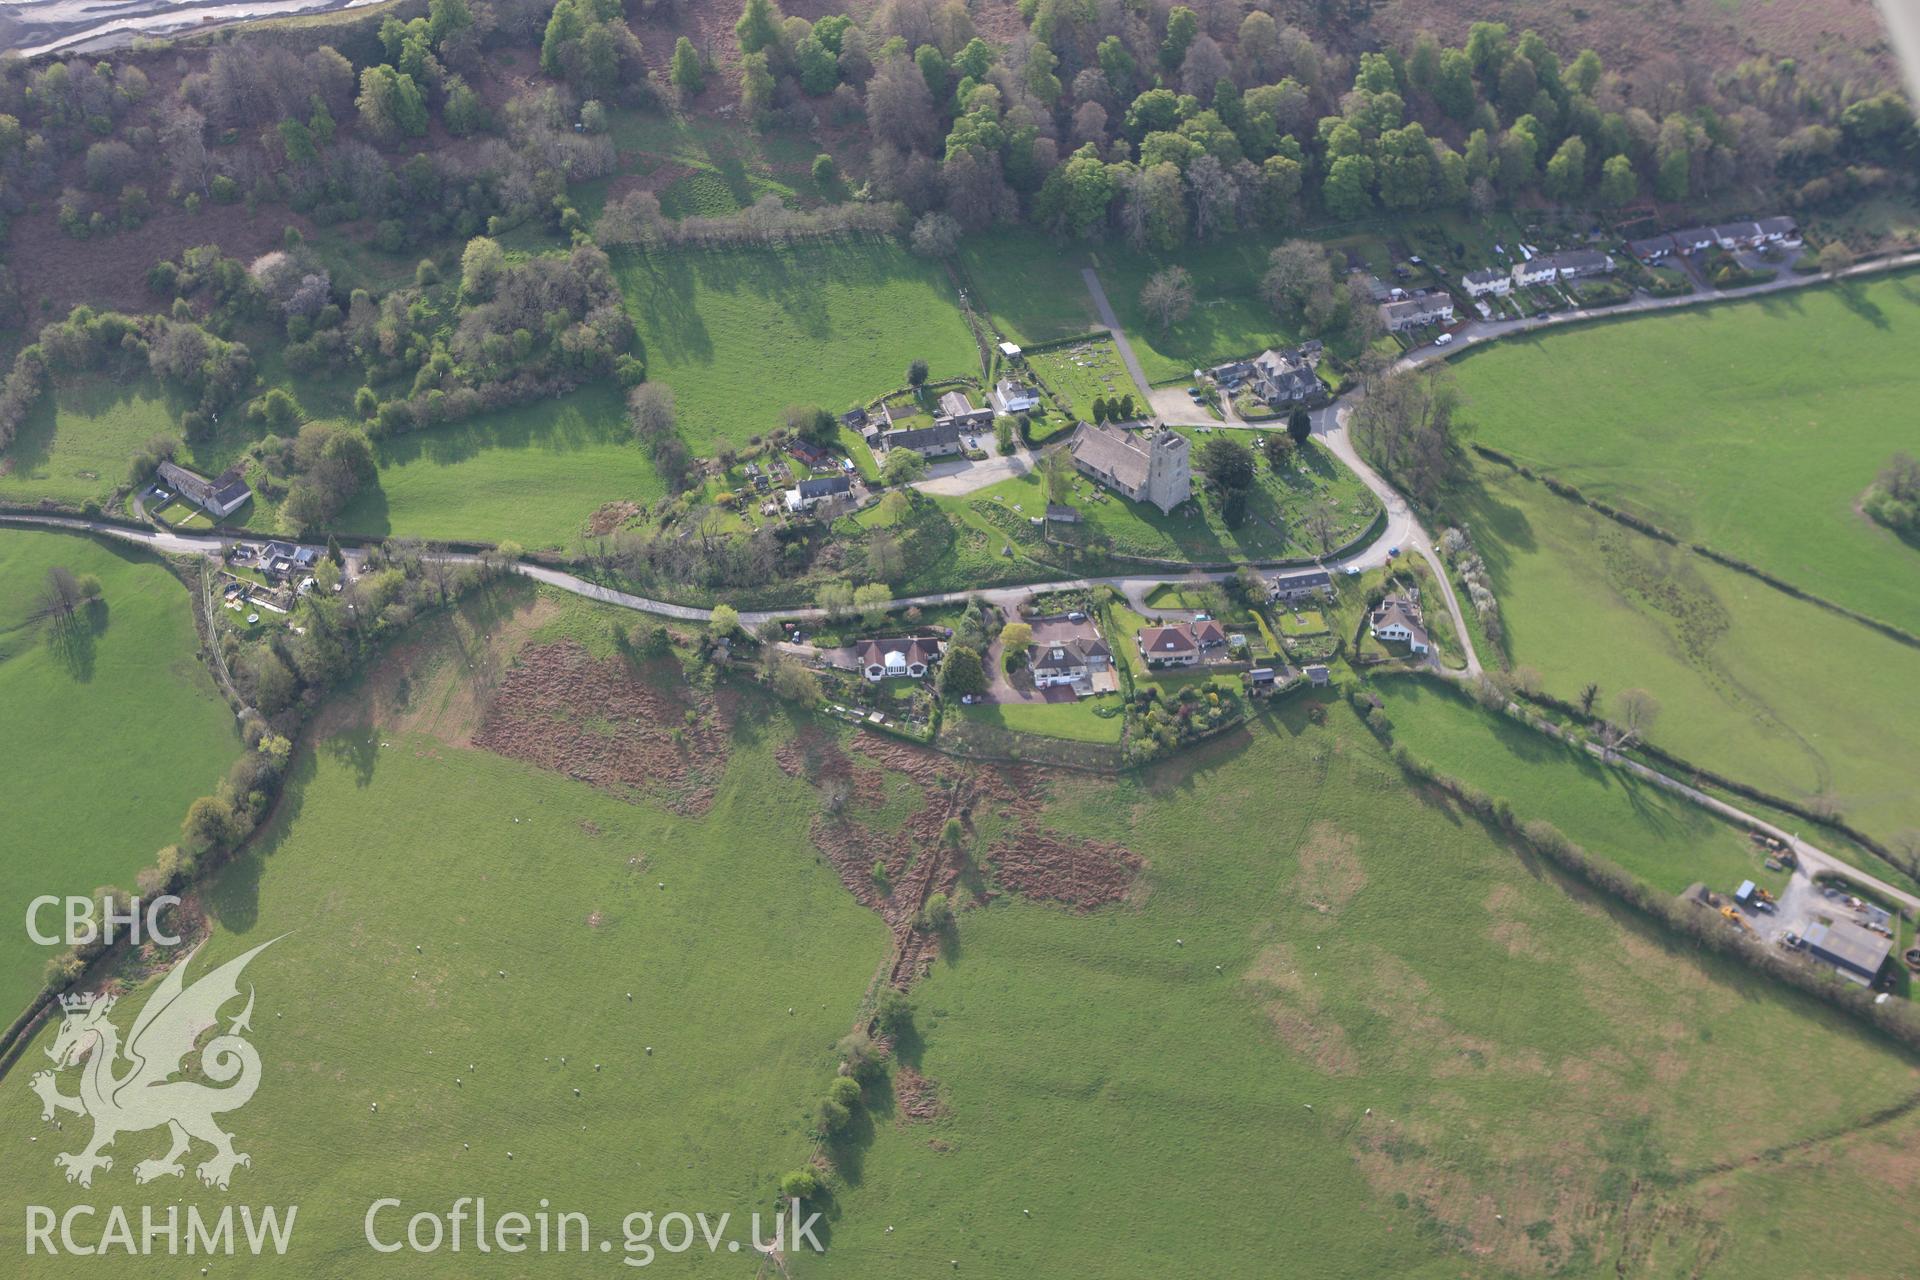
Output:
1720,905,1753,932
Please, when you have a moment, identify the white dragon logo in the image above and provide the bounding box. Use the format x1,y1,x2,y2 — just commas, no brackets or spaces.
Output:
30,937,281,1190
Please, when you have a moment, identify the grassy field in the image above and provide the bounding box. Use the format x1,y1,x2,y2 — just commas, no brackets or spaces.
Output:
1449,271,1920,633
1370,676,1786,896
0,377,179,508
10,583,1920,1275
1456,463,1920,850
950,694,1126,743
0,588,886,1274
612,241,980,454
957,230,1099,347
334,384,663,552
0,530,236,1015
810,698,1920,1277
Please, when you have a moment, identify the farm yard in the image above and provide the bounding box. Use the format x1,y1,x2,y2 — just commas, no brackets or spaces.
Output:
0,531,236,1014
1450,271,1920,635
612,241,981,454
1454,463,1920,852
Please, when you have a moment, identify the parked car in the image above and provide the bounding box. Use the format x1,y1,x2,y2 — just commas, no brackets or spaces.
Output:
1386,546,1401,558
1344,566,1361,577
1067,611,1087,622
1434,333,1454,346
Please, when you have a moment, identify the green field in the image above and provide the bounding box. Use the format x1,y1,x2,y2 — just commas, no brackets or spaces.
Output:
1456,464,1920,850
1370,677,1787,896
1450,271,1920,633
10,584,1920,1275
0,589,885,1273
957,230,1099,347
811,700,1920,1277
335,384,663,552
0,530,236,1014
950,694,1125,743
0,378,179,508
613,241,981,454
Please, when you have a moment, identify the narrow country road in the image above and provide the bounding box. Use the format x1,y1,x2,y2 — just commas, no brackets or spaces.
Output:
10,246,1920,902
1397,247,1920,366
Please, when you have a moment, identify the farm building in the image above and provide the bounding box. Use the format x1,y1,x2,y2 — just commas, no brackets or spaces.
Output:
157,460,252,519
1069,423,1191,514
1804,917,1892,986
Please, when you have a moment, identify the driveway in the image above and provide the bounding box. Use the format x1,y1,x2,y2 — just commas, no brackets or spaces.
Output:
916,448,1036,496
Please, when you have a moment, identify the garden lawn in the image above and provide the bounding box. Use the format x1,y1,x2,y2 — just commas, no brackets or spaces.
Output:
951,694,1124,743
808,699,1920,1278
1370,676,1783,896
1458,463,1920,852
334,384,663,552
1449,270,1920,633
0,593,886,1274
0,530,236,1014
612,241,980,454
